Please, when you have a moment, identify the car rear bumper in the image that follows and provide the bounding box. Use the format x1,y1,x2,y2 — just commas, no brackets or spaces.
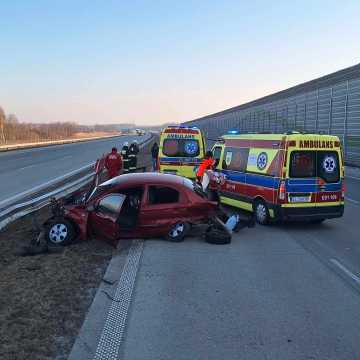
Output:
275,204,344,221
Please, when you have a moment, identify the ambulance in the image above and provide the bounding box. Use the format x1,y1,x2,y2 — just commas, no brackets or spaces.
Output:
158,126,206,179
208,132,345,224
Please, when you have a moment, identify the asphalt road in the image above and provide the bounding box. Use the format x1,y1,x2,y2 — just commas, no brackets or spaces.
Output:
70,175,360,359
118,177,360,359
0,134,149,203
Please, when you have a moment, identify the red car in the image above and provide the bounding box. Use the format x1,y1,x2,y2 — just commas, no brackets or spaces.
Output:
44,173,218,246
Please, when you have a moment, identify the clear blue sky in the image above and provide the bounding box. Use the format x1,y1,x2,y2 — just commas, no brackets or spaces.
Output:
0,0,359,125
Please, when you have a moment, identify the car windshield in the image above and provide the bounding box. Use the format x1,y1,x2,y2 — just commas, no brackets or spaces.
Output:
289,151,340,183
162,139,200,157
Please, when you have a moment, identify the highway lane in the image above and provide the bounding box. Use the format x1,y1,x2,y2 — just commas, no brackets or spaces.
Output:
120,221,360,359
0,134,149,203
117,177,360,359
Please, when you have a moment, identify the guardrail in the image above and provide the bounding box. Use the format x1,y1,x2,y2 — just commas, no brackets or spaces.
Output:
0,133,157,231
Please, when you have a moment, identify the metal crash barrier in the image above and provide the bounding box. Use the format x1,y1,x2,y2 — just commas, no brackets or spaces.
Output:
0,134,157,231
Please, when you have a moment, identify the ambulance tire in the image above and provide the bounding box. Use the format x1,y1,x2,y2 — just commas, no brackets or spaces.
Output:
253,200,270,225
45,218,76,246
166,222,190,242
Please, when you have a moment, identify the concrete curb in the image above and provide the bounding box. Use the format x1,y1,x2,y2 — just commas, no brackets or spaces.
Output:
68,240,140,360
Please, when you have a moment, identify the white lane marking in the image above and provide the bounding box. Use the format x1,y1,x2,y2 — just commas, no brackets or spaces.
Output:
345,197,360,205
18,164,36,171
94,239,144,360
347,175,360,181
330,258,360,285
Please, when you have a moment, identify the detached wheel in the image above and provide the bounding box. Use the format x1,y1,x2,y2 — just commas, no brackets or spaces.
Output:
254,200,270,225
166,222,190,242
45,219,76,246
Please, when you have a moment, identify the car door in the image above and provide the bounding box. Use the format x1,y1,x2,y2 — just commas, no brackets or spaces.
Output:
138,185,187,237
88,193,126,242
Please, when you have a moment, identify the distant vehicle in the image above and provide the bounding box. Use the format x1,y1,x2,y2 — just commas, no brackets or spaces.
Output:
207,131,345,224
158,126,206,179
44,173,218,246
135,129,145,136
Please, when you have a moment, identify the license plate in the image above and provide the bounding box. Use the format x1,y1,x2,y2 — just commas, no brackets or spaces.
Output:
289,196,311,203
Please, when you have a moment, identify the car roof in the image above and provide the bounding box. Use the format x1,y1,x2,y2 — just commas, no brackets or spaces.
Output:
99,172,187,188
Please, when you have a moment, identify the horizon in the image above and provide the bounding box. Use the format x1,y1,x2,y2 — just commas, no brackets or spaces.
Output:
1,1,359,126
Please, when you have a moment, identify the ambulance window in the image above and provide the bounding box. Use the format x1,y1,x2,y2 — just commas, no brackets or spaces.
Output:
290,152,316,178
317,151,339,183
222,147,249,172
163,139,200,157
213,147,222,160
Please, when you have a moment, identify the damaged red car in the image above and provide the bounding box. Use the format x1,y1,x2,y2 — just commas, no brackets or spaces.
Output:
44,173,218,246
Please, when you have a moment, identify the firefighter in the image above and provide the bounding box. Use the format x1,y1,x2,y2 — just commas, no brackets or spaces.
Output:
121,142,130,174
128,140,139,173
105,147,122,179
196,150,215,183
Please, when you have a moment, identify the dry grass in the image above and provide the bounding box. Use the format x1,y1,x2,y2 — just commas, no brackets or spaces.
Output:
0,208,113,360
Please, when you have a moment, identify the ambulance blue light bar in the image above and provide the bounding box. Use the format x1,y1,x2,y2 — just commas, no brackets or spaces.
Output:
228,129,239,134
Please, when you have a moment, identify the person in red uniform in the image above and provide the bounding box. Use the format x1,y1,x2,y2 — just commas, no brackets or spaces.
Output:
105,147,123,179
196,151,215,183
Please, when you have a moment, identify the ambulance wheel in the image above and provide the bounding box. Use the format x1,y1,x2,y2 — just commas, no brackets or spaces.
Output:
166,222,190,242
254,200,270,225
45,219,76,246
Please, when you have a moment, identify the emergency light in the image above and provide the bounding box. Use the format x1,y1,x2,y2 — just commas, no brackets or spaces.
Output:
228,129,239,134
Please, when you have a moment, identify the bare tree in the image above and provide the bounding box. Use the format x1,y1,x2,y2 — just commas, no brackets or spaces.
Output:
0,106,5,143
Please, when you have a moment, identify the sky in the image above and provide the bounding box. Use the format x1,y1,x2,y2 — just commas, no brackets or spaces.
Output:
0,0,359,126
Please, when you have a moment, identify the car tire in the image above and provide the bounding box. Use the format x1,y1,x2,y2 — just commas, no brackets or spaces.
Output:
253,200,270,225
204,226,232,245
166,222,190,242
45,218,76,246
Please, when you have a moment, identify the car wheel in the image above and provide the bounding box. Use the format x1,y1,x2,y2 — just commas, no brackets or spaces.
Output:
204,225,232,245
45,219,76,246
253,200,270,225
166,222,190,242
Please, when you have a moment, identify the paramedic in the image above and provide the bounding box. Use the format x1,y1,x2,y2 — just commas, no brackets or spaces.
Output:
196,151,215,183
105,147,122,179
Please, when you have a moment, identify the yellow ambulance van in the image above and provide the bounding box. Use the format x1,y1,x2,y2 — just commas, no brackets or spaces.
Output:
158,126,206,179
208,131,345,224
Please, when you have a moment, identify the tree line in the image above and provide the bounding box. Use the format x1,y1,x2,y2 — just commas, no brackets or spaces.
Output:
0,106,118,144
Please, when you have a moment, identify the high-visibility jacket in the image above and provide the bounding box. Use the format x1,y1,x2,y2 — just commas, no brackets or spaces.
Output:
196,158,215,178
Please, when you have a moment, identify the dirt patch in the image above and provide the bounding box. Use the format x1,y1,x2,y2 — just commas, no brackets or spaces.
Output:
0,208,114,360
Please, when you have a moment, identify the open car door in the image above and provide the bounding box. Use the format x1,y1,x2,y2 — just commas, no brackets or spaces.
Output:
88,194,126,244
